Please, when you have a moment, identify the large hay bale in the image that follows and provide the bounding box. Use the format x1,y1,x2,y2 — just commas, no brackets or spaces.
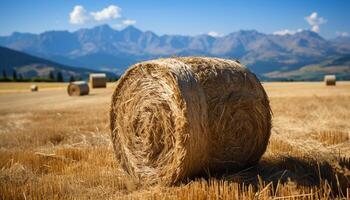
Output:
30,85,38,92
110,57,272,185
67,81,89,96
177,57,272,172
324,75,336,86
89,73,107,88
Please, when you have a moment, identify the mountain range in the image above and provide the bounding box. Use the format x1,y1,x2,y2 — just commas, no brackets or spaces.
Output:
0,46,115,81
1,24,350,80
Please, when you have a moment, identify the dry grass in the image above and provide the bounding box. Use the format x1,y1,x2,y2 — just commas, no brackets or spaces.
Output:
0,81,350,199
316,130,349,145
0,82,67,94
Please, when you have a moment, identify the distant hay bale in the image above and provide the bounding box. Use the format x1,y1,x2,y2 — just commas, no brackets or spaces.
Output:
89,73,107,88
110,57,272,185
324,75,336,86
30,85,38,92
67,81,89,96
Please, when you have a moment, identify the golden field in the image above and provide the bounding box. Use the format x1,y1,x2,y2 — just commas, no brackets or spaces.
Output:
0,81,349,199
0,82,67,94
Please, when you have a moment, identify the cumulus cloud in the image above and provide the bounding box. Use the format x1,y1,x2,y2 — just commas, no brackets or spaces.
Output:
69,5,122,25
91,5,121,21
69,5,89,24
273,29,303,36
305,12,326,33
208,31,222,37
273,12,327,35
123,19,136,25
336,31,349,37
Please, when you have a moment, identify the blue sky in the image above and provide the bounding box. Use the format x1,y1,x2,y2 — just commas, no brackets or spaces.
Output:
0,0,349,38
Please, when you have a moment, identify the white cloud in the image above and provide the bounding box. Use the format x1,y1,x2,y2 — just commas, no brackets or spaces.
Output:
273,12,327,36
69,5,122,25
208,31,222,37
69,5,89,24
91,5,121,21
305,12,326,33
273,29,303,36
123,19,136,25
336,31,349,37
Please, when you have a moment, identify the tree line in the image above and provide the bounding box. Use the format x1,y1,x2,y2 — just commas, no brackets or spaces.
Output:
0,69,81,82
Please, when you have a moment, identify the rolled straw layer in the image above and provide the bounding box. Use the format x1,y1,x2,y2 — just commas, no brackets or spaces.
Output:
110,57,272,185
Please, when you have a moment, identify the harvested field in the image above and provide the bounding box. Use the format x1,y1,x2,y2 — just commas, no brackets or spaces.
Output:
0,81,350,199
0,82,68,94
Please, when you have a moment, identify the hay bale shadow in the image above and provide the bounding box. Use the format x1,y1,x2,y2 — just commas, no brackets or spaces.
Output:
195,156,350,197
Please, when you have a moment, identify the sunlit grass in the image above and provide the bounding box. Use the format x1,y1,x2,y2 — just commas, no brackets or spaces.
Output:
0,82,349,199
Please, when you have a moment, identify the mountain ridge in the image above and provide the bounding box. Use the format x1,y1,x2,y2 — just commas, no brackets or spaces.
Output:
1,24,350,80
0,46,115,80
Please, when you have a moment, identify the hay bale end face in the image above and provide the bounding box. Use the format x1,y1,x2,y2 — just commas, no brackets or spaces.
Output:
324,75,336,86
30,85,38,92
89,73,107,88
110,57,272,185
67,81,89,96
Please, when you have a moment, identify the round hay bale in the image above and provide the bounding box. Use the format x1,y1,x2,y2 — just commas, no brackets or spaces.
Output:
30,85,38,92
89,73,107,88
177,57,271,172
110,57,272,185
324,75,336,86
110,59,209,185
67,81,89,96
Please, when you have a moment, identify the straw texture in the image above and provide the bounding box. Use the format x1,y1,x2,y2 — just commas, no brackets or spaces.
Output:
110,57,271,185
177,57,271,172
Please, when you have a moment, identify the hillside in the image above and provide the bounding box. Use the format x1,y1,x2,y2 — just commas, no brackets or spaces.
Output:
1,25,350,79
264,54,350,81
0,46,115,80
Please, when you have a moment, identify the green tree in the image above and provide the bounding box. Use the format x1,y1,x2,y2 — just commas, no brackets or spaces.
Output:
2,70,7,79
69,75,75,82
56,71,64,82
18,74,23,81
12,70,17,81
49,71,55,81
